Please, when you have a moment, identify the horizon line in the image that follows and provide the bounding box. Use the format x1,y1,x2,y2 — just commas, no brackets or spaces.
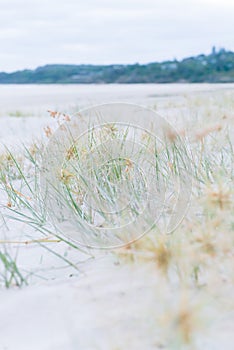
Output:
1,46,232,74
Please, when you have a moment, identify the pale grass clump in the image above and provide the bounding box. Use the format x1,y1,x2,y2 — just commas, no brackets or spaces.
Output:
204,182,232,210
117,234,174,276
116,92,233,347
159,291,203,348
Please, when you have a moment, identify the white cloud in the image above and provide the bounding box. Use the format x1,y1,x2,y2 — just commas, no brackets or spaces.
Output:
0,0,233,71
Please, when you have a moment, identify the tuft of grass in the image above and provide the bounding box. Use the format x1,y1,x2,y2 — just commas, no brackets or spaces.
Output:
8,110,32,118
0,247,27,288
0,140,93,287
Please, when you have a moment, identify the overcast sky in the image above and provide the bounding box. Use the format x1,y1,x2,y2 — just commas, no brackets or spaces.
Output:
0,0,234,72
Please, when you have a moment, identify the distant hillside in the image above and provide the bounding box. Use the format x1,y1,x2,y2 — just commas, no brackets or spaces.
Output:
1,48,234,84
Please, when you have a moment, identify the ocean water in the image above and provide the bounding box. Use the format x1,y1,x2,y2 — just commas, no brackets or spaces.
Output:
0,83,234,117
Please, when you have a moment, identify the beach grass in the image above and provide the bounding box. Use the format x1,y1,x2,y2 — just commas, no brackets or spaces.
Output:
0,92,233,348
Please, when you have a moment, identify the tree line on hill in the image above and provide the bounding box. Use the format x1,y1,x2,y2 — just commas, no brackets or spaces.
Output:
1,48,234,84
